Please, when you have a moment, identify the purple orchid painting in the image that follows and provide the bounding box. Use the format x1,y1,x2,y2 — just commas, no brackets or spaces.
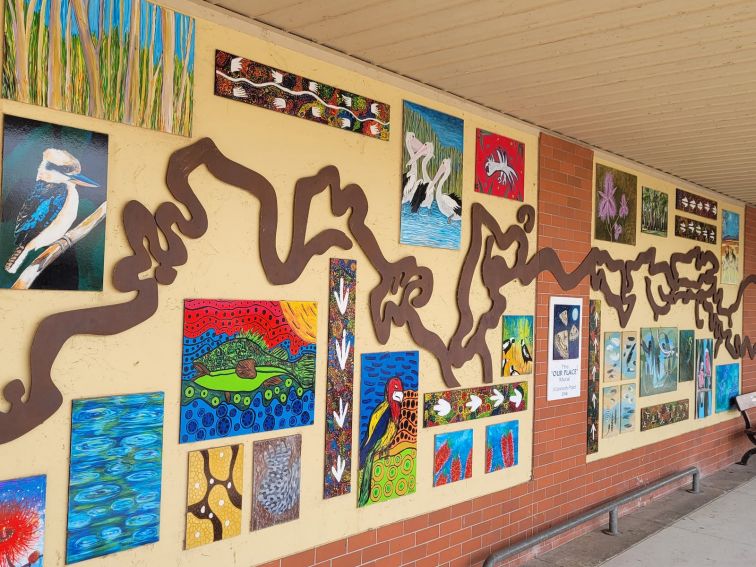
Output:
594,164,637,245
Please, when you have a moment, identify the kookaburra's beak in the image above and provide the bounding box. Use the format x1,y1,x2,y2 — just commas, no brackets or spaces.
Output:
69,172,99,187
392,391,404,403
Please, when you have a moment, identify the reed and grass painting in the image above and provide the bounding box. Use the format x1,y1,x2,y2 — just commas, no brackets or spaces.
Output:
3,0,195,136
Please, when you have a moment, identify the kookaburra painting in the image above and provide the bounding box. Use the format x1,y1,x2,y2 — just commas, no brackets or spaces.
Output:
0,115,108,291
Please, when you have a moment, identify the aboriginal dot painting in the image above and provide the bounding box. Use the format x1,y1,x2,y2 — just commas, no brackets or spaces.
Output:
185,444,243,549
179,300,317,443
252,435,301,531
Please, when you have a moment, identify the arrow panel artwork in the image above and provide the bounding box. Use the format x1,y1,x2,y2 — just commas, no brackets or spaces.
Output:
323,259,356,499
587,300,601,454
423,382,528,428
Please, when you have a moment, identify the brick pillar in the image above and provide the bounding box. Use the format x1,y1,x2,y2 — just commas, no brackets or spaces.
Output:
742,205,756,393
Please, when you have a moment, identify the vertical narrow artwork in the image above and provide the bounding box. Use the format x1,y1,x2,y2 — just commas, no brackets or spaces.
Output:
400,101,463,250
1,115,108,290
501,315,534,377
66,393,164,564
603,332,621,382
358,351,418,507
179,299,317,443
587,299,601,454
621,331,637,380
678,330,695,382
214,50,390,140
640,186,668,237
2,0,195,135
721,210,740,284
640,399,689,431
715,363,740,413
485,421,519,474
695,338,713,418
433,429,473,486
594,163,637,245
675,188,717,219
323,259,356,499
674,215,717,244
639,328,678,397
602,386,620,438
252,435,302,531
474,129,525,201
185,444,243,549
620,383,636,433
547,297,582,400
0,475,46,567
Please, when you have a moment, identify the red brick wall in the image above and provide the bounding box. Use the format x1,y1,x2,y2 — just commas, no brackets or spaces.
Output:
742,205,756,393
259,135,751,567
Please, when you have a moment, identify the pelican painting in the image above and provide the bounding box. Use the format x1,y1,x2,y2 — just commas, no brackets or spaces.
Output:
0,115,108,290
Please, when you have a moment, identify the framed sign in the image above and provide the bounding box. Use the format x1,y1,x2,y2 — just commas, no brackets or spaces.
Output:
547,296,583,400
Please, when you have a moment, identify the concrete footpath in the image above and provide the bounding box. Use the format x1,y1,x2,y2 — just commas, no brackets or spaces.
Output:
524,461,756,567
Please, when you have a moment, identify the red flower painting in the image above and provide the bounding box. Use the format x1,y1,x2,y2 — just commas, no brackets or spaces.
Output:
0,501,40,566
474,129,525,201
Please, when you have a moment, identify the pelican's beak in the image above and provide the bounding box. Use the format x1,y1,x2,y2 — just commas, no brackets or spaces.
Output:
392,391,404,403
69,172,99,187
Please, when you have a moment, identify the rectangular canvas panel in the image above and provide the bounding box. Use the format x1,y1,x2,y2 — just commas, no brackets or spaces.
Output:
640,186,668,237
0,474,46,567
675,188,717,219
433,429,473,486
358,352,418,507
640,399,689,431
67,392,164,564
721,209,740,284
715,363,740,413
179,299,317,443
423,381,527,427
1,115,108,290
587,299,601,454
501,315,534,377
2,0,195,136
621,331,637,380
674,215,717,244
639,328,678,397
252,435,301,531
485,421,519,474
603,331,621,382
474,129,525,201
323,259,356,499
185,444,243,548
695,338,713,418
400,101,463,250
678,330,695,382
620,383,636,433
602,385,620,438
214,50,390,140
594,163,637,245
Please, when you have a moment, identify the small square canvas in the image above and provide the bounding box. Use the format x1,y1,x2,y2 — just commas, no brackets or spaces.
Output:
252,435,302,531
0,475,46,567
501,315,534,376
678,330,695,382
715,363,740,413
185,444,243,548
721,210,740,284
594,163,637,245
603,332,621,382
640,186,668,237
602,385,620,438
433,429,473,486
485,421,519,474
474,129,525,201
620,383,636,433
621,331,637,380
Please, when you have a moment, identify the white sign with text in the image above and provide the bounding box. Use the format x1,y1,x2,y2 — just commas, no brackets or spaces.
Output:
547,296,583,400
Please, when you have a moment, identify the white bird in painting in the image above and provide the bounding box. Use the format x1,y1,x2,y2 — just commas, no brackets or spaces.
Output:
433,159,461,223
401,134,432,203
413,156,451,212
485,149,518,187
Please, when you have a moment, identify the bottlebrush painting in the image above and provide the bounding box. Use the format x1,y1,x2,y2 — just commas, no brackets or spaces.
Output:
400,101,463,250
674,215,717,244
603,332,621,382
66,393,164,564
214,50,389,140
587,299,601,454
474,129,525,201
433,429,472,486
676,188,717,219
501,315,534,376
621,331,637,380
678,330,695,382
358,352,418,508
594,163,637,245
0,475,46,567
179,300,317,443
185,444,243,549
602,385,620,438
620,383,636,433
485,421,518,474
721,209,740,284
695,338,713,418
423,382,527,428
639,328,678,397
3,0,195,136
252,435,301,531
641,186,668,237
715,363,740,413
1,115,108,291
324,259,356,499
640,399,689,431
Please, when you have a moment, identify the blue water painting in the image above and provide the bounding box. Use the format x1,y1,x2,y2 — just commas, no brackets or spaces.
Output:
715,363,740,413
0,475,46,567
66,392,164,564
